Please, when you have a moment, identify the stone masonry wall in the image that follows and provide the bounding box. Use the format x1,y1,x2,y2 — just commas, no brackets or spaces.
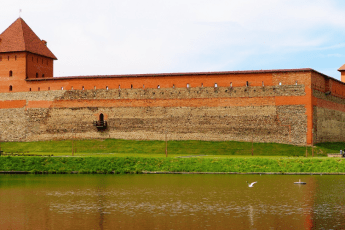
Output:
0,85,307,145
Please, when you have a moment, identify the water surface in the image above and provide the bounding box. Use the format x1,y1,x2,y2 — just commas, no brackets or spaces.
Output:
0,174,344,229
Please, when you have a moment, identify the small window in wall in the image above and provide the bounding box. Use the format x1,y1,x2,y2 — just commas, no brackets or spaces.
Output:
42,74,45,78
38,87,40,91
246,81,249,87
157,85,160,89
214,83,218,88
9,85,12,91
262,81,264,86
82,86,85,90
279,82,282,86
187,83,190,88
9,70,13,77
29,88,31,91
118,85,121,89
71,86,74,90
230,82,232,87
106,86,109,90
94,86,96,90
295,80,298,85
143,84,145,89
61,87,64,90
131,84,133,89
201,83,203,87
173,84,175,89
48,87,50,91
36,73,38,78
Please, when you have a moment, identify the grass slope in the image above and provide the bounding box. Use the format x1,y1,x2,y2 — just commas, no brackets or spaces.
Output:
1,139,340,157
0,157,345,174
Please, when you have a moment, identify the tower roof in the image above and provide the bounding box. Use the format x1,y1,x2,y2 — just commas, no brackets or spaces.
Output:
0,18,57,59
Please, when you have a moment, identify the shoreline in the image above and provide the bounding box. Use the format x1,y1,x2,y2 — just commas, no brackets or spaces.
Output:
1,171,345,175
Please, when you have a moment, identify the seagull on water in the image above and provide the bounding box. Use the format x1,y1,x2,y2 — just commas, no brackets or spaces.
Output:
246,181,257,187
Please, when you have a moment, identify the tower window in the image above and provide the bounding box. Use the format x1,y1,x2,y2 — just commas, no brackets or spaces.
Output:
9,85,12,91
48,87,50,90
71,86,74,90
106,86,109,90
118,85,121,89
82,86,85,90
42,74,45,78
38,87,40,91
173,84,175,89
246,81,249,87
230,82,232,87
295,80,298,85
157,85,160,89
131,84,133,89
187,83,190,88
94,86,96,90
61,87,64,90
262,81,264,86
279,82,282,86
9,70,13,77
214,83,218,88
201,83,203,87
29,88,31,91
36,73,38,78
143,84,145,89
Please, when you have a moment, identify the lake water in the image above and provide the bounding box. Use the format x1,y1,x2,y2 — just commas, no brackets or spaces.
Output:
0,174,345,230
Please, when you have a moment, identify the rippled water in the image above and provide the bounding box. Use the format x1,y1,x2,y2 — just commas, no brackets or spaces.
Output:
0,174,345,229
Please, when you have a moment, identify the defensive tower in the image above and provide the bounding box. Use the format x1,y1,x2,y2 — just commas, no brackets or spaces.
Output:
0,17,57,92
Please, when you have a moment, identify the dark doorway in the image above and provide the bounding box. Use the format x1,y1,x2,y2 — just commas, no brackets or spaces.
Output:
99,113,104,122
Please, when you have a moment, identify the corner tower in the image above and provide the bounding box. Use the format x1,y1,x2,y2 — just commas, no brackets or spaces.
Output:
0,18,57,92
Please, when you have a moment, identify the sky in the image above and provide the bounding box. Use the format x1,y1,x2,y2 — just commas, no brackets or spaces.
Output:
1,0,345,80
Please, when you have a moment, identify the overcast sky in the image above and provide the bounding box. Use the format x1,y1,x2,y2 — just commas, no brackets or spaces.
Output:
1,0,345,80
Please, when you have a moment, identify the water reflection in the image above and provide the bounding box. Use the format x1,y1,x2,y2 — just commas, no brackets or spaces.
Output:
1,174,345,229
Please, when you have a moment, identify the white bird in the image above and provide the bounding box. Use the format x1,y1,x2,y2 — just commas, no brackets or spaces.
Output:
246,181,257,187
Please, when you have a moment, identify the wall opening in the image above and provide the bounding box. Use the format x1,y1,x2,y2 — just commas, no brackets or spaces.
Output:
9,70,12,77
82,86,84,90
36,73,38,78
71,86,74,90
262,81,264,86
279,82,282,86
230,82,232,87
173,84,175,89
42,74,45,78
295,80,298,85
157,85,160,89
118,85,121,89
201,83,203,87
131,84,133,89
246,81,249,87
214,83,218,88
29,88,31,91
48,87,50,90
143,84,145,89
106,86,109,90
99,113,104,122
187,83,190,88
9,85,12,91
38,87,40,91
94,86,96,90
61,87,64,90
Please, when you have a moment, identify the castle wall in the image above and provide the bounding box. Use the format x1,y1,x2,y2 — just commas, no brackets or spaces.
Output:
312,71,345,143
0,73,309,145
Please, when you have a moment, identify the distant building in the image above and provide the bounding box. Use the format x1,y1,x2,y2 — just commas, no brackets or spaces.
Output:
1,17,345,145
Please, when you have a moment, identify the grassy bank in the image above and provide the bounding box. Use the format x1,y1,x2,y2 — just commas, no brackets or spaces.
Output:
1,156,345,174
1,139,342,157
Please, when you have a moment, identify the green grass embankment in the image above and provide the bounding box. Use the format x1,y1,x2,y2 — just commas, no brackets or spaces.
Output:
1,139,342,157
1,156,345,174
